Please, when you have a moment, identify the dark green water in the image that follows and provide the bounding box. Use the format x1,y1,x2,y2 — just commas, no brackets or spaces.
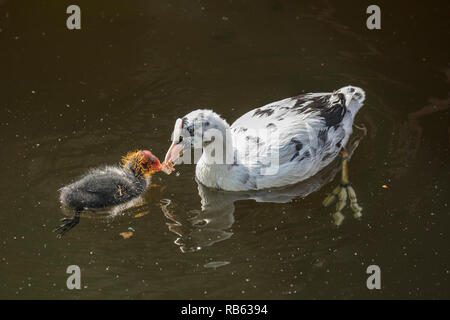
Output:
0,0,449,299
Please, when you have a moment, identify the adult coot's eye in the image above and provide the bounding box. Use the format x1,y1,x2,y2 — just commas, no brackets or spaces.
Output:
178,136,183,143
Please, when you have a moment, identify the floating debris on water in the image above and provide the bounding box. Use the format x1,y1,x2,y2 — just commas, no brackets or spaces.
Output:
120,232,133,239
203,261,230,269
134,211,149,218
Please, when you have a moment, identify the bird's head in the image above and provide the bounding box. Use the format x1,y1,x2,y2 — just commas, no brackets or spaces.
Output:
163,110,230,172
122,150,163,177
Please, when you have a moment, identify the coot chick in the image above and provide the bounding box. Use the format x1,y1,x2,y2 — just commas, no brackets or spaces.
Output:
55,150,163,237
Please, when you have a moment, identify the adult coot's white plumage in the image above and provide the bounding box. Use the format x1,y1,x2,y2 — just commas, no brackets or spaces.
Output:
164,85,365,194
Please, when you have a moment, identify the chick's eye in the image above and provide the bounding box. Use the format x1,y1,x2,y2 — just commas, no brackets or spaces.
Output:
178,136,183,143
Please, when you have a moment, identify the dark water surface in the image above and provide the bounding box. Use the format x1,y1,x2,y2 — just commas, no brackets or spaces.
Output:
0,0,449,299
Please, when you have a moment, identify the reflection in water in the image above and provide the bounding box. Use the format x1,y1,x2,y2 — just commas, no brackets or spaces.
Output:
162,128,366,253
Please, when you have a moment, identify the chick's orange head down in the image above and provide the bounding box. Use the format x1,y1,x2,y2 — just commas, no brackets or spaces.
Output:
122,150,163,176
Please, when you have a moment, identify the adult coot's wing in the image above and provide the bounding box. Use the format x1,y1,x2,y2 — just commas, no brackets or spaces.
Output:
231,92,347,169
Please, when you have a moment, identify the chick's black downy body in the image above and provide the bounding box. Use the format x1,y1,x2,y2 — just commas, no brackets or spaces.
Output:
55,150,162,237
60,166,149,210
